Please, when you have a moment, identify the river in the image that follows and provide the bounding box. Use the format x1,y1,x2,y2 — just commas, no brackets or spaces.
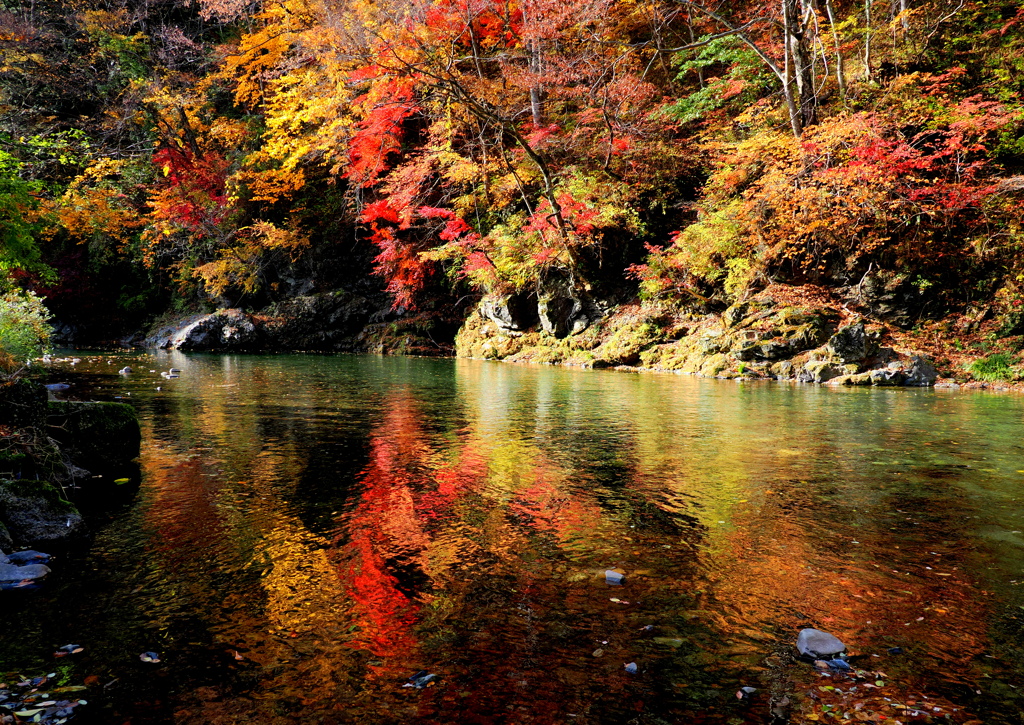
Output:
3,352,1024,724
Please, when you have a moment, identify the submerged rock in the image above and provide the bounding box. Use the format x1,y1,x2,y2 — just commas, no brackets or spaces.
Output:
796,628,846,658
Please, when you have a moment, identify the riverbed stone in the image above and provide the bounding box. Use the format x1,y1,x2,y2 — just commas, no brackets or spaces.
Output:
0,479,86,546
904,355,938,387
0,562,50,581
797,628,846,658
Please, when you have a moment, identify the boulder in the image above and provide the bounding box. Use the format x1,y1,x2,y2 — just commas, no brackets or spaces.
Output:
854,271,919,328
904,356,938,387
797,628,846,658
827,323,873,363
799,361,843,383
0,479,86,546
869,368,905,386
770,361,794,380
723,301,751,328
48,401,141,474
260,291,381,351
174,309,262,351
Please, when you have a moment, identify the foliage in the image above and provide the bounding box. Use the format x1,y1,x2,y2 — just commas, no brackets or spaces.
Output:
0,290,50,377
2,0,1024,339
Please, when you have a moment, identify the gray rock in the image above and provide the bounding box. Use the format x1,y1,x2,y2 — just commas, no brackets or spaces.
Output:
796,628,846,658
538,283,583,338
174,309,262,351
0,562,50,581
904,355,938,387
870,368,905,386
827,323,873,363
605,569,625,585
7,549,50,565
771,361,794,380
723,302,751,328
536,277,604,338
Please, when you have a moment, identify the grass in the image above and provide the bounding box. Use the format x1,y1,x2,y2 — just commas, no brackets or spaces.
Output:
966,353,1016,382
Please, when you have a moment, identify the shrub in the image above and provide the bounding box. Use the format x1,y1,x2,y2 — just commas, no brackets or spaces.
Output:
0,290,52,378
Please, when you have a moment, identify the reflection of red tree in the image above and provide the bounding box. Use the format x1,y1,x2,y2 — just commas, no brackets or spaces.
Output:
144,447,225,564
338,390,430,672
331,388,656,722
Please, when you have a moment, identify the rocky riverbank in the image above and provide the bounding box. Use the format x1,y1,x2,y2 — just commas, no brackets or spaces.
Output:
130,291,454,356
124,282,1024,390
454,284,1010,389
0,379,141,567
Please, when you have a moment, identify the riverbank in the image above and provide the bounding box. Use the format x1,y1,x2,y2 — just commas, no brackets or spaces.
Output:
455,284,1024,391
120,283,1024,391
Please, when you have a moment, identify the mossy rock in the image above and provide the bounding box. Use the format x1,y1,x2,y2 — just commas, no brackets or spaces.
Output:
47,401,141,473
592,320,663,367
699,353,729,377
0,478,86,546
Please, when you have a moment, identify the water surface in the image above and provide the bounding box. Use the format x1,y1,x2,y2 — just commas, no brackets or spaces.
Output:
4,353,1024,723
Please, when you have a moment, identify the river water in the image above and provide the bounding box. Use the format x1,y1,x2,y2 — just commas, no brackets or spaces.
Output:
4,352,1024,723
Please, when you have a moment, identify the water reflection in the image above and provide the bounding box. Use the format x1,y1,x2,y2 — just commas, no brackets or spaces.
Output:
4,354,1024,723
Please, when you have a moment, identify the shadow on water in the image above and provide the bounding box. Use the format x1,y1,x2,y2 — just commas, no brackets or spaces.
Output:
4,353,1024,723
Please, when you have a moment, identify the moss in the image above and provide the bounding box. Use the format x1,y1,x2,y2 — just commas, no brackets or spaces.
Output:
593,320,663,367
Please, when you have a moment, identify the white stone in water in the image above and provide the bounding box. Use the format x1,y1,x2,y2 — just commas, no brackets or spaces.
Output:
605,569,625,585
797,628,846,658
